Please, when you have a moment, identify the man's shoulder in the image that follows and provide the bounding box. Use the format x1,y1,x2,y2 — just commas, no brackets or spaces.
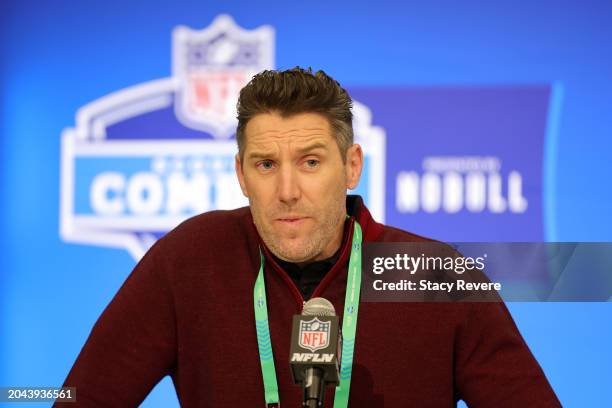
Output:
160,206,253,248
375,223,461,259
377,224,468,260
137,206,257,285
377,223,439,244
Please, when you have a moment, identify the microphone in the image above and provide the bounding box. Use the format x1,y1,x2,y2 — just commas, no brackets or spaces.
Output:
290,297,341,408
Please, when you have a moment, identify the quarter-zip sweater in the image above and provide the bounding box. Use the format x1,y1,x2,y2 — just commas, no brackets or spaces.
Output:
56,196,561,407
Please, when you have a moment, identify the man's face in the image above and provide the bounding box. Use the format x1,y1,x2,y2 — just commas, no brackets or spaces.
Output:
236,112,362,264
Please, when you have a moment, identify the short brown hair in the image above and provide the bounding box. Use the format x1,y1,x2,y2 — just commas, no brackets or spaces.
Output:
236,67,353,162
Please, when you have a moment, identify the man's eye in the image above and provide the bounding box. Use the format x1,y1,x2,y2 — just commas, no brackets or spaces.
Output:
305,159,320,168
257,160,274,170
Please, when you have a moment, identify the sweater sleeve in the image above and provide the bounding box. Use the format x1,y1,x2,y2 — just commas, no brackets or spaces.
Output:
54,238,177,407
454,302,561,407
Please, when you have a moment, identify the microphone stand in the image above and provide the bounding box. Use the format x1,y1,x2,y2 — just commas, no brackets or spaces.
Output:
303,367,326,407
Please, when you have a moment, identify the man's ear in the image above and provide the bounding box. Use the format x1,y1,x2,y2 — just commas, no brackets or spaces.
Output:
235,153,249,198
345,144,364,190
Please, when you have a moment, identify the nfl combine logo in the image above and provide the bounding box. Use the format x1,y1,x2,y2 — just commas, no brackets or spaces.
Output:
299,318,330,352
59,14,386,262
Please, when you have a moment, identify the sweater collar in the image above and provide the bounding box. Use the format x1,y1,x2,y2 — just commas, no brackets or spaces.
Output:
346,195,384,242
251,195,383,307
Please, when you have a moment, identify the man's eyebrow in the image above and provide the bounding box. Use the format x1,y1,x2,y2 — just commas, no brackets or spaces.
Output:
294,142,328,154
246,150,276,160
246,142,328,160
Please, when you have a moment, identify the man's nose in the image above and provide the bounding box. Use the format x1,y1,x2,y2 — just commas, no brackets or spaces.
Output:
278,165,301,204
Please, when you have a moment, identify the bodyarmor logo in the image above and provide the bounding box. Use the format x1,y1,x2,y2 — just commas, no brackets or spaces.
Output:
60,15,386,261
299,318,330,352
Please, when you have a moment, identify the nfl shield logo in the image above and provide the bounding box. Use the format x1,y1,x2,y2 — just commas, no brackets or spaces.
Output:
299,318,331,352
172,15,274,138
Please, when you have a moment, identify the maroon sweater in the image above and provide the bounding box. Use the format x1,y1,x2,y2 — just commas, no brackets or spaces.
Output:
56,196,560,407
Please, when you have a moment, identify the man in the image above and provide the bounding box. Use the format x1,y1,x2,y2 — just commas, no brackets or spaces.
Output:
56,68,561,407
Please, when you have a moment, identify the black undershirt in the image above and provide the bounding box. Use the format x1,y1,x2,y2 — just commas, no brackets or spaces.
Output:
273,219,349,300
274,249,341,300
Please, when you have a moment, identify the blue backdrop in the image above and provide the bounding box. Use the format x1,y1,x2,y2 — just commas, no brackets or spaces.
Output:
1,1,611,406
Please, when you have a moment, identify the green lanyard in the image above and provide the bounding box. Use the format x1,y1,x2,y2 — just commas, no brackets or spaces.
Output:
253,219,363,407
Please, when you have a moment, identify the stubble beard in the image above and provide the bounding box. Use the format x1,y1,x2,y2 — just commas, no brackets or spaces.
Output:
251,193,346,263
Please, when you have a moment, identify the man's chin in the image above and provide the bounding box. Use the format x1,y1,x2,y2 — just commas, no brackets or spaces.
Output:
271,242,317,264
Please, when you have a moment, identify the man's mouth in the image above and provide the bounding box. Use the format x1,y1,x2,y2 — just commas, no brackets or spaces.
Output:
276,217,308,224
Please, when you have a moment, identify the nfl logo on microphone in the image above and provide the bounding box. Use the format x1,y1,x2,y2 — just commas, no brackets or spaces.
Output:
299,318,331,352
291,314,340,384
